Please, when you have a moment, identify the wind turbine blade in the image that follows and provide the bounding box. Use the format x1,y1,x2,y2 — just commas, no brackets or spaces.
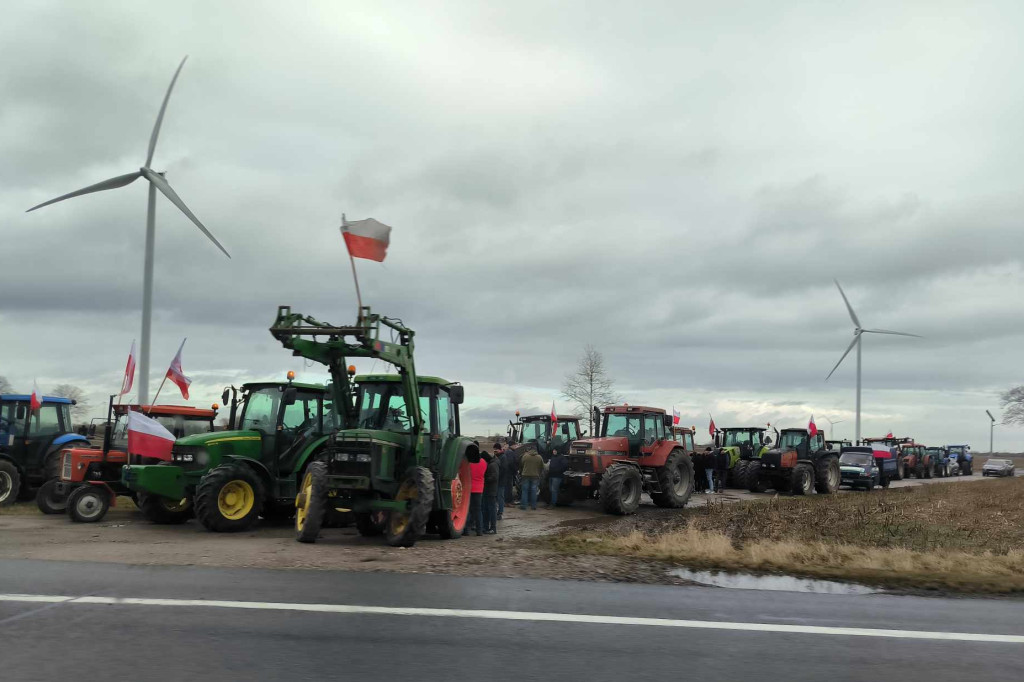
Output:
143,169,230,258
825,335,859,381
833,279,861,328
861,328,923,338
26,171,142,212
146,56,188,168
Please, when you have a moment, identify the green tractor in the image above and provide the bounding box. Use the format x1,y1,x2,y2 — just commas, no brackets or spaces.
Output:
270,305,479,548
121,377,334,529
710,426,770,489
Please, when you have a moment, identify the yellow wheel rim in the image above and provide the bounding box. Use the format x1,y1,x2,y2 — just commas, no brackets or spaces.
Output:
217,480,255,520
389,479,418,536
295,472,313,531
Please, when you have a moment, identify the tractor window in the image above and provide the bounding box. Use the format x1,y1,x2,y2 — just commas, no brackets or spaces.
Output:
239,389,280,432
779,431,807,449
381,393,412,433
356,383,430,433
686,433,695,450
604,414,641,438
751,431,762,448
521,420,548,442
322,398,337,431
33,404,63,435
281,397,316,431
436,391,453,438
723,430,750,447
561,421,579,440
643,414,662,442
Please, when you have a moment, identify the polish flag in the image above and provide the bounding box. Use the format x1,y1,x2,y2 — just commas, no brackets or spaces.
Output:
341,216,392,262
672,407,681,426
808,414,818,437
30,380,42,412
166,339,192,400
886,431,894,439
550,401,558,438
708,416,716,437
119,340,137,397
127,410,176,461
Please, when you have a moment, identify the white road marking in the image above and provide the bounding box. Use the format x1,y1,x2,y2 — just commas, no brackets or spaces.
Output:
0,593,1021,643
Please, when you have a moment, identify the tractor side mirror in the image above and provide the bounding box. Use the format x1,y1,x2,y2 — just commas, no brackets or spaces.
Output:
16,405,26,420
448,385,465,405
282,387,298,406
222,388,230,404
663,415,673,428
764,437,772,446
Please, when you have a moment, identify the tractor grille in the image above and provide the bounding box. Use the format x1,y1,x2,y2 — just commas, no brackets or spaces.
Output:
568,455,594,473
325,441,373,477
62,452,73,480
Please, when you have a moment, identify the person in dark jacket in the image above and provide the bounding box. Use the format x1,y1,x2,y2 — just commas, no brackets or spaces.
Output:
546,450,569,508
693,447,707,493
714,448,730,493
483,450,500,533
494,443,508,520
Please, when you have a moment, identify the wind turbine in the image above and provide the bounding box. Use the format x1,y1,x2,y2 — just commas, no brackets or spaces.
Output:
825,279,921,442
824,416,844,440
27,57,230,404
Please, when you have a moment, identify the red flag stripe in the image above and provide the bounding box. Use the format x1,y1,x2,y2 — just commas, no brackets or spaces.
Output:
342,232,388,262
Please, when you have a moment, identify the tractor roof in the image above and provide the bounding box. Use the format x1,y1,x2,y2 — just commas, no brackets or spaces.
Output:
721,426,767,431
243,381,326,392
356,374,452,386
0,395,73,404
113,404,218,418
602,405,665,415
520,414,582,421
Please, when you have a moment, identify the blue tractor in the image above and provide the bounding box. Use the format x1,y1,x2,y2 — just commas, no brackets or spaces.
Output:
0,395,89,505
946,444,973,476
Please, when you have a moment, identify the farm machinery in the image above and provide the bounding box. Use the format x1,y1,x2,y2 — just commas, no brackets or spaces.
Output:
0,394,87,506
709,426,770,489
563,405,694,515
507,411,584,505
746,428,840,495
926,446,954,477
39,399,218,522
861,436,914,479
898,443,943,479
271,306,479,547
947,444,973,476
122,378,333,528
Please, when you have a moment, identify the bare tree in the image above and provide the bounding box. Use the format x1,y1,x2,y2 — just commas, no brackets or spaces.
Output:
1000,386,1024,426
51,384,90,421
0,376,12,394
562,345,619,434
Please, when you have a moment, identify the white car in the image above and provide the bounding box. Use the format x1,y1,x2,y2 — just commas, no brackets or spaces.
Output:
982,459,1016,477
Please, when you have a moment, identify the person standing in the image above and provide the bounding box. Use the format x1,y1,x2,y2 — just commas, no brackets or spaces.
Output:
546,448,569,508
464,452,487,536
693,447,707,493
519,448,544,510
714,448,730,493
483,448,499,533
494,442,509,520
704,449,716,493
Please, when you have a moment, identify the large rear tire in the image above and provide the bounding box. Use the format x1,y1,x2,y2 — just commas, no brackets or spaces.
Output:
385,467,434,547
66,485,111,523
435,457,471,539
651,449,694,508
194,464,264,533
746,461,768,493
295,461,328,543
0,460,21,507
923,462,932,479
599,463,642,515
139,493,192,524
791,463,813,495
814,456,840,494
895,460,905,480
732,460,749,490
36,479,67,514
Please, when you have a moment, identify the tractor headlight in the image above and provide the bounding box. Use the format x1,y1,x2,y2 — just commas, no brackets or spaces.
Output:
334,453,351,462
355,453,372,463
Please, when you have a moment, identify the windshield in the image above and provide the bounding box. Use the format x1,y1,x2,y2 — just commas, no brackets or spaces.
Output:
840,453,873,466
948,446,966,455
521,420,550,442
779,431,807,449
723,430,760,447
926,448,944,457
604,414,641,438
986,459,1009,466
239,388,284,431
356,382,429,433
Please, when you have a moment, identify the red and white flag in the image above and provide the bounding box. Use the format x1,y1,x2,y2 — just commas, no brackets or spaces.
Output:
672,407,681,426
119,340,137,397
886,431,894,438
165,339,192,400
550,401,558,438
808,414,818,437
708,416,716,437
341,216,392,262
127,410,175,461
30,380,42,412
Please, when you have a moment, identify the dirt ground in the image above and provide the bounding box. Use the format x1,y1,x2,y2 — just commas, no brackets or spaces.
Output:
0,472,1008,585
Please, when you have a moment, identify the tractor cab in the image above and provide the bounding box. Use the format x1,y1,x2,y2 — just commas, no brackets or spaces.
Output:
670,426,696,452
826,439,851,452
709,426,769,488
567,405,672,478
0,394,87,505
946,445,973,475
508,412,583,461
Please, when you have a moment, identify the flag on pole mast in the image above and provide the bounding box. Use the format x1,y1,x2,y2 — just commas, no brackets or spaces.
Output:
340,214,393,320
30,380,42,412
708,415,716,438
808,414,818,437
119,340,137,397
165,339,192,400
550,401,558,439
127,410,176,461
672,407,681,426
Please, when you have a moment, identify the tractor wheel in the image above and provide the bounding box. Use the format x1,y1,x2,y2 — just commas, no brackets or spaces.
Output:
732,460,749,490
599,463,642,515
195,464,264,533
791,463,814,496
66,486,110,523
895,460,905,480
924,463,932,479
963,462,972,476
0,461,23,507
385,467,434,547
651,449,694,508
436,457,472,538
36,479,68,514
865,479,875,491
138,493,192,524
356,511,387,537
814,456,840,494
746,461,768,493
881,474,891,488
295,461,328,544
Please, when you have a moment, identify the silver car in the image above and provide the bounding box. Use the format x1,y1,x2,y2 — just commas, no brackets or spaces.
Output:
982,459,1016,477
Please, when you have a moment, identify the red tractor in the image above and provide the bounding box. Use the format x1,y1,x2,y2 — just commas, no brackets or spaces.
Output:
37,398,218,523
563,405,694,515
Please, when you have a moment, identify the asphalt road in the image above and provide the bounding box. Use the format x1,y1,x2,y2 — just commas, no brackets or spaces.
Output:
1,559,1022,681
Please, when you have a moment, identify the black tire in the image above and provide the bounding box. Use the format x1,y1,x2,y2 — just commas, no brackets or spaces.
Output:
732,460,749,490
651,449,694,508
814,456,840,494
964,462,973,476
195,464,265,533
746,460,768,493
356,511,387,537
0,460,23,507
295,461,328,543
138,492,192,524
791,463,813,495
923,462,932,479
599,463,642,515
36,479,67,514
385,467,434,547
895,460,905,480
66,485,110,523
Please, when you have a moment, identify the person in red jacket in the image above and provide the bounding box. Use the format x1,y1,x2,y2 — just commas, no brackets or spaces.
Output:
464,451,488,536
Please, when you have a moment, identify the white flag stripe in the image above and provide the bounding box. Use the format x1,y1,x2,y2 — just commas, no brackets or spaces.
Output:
127,410,175,442
343,217,392,242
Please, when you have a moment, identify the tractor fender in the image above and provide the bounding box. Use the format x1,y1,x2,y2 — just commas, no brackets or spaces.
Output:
610,459,642,471
444,438,479,483
221,456,275,497
53,433,89,448
291,435,332,478
0,453,24,477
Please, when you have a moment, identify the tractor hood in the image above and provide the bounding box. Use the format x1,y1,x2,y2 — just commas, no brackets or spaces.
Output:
175,429,262,449
571,436,629,454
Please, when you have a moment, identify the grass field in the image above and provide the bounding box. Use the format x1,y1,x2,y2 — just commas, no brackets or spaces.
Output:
549,478,1024,593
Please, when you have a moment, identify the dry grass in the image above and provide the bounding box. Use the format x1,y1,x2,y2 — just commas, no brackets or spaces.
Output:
550,478,1024,593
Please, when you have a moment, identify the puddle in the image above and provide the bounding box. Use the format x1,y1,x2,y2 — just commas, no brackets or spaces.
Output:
669,568,876,594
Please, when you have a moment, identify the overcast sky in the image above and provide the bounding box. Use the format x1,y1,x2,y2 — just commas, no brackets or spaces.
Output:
3,1,1023,449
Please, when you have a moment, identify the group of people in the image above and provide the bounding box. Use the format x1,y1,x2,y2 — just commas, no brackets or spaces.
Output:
693,447,731,493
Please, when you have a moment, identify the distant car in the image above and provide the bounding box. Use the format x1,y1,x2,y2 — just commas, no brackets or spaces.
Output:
982,459,1015,477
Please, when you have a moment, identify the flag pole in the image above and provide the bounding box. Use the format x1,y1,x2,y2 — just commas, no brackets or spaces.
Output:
148,375,169,414
343,214,364,322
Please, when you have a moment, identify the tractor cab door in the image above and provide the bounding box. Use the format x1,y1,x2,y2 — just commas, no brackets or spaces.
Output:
637,413,665,458
274,391,327,476
551,420,579,456
428,385,456,469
